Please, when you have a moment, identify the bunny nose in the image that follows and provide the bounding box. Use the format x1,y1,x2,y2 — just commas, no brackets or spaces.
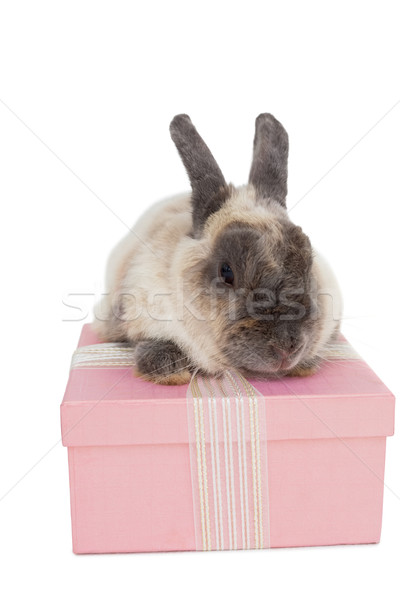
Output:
271,340,302,360
272,346,291,360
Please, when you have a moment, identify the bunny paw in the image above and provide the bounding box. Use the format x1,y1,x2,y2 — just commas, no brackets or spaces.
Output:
133,339,192,385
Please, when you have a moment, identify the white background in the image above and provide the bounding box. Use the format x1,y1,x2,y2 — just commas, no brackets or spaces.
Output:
0,1,399,598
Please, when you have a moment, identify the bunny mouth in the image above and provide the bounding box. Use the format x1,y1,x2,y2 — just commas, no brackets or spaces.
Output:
264,340,307,372
263,359,296,374
221,335,309,376
275,357,299,372
238,341,307,375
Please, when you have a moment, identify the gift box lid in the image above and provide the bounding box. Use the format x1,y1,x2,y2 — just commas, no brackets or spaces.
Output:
61,325,395,447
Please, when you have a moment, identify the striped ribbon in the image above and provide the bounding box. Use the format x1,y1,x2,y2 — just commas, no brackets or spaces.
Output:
187,370,269,551
70,342,135,368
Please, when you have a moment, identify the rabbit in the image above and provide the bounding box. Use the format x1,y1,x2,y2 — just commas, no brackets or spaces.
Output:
93,113,343,385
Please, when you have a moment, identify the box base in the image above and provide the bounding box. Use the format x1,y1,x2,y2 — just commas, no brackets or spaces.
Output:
68,436,386,554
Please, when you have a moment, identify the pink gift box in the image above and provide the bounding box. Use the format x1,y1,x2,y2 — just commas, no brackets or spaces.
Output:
61,325,395,553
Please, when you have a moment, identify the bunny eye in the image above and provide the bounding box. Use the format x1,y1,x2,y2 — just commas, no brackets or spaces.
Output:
220,263,234,285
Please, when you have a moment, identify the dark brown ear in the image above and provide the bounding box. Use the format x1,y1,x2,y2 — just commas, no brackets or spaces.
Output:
249,113,289,207
170,114,229,236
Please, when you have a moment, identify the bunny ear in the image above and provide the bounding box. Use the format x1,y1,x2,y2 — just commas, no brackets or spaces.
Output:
170,114,229,235
249,113,289,207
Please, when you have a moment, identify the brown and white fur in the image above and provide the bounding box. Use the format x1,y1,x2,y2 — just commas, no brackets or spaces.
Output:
94,114,342,384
